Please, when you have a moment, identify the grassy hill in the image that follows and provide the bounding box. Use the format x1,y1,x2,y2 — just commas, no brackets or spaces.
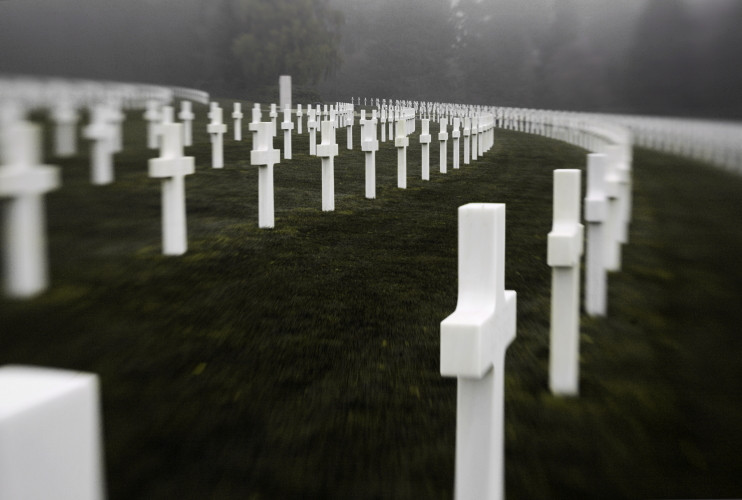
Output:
1,102,741,498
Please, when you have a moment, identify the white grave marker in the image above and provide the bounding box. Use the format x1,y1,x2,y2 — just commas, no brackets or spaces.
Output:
380,108,387,142
452,117,461,169
51,99,78,157
547,169,584,396
584,154,608,316
463,116,471,165
0,122,60,298
360,110,379,199
83,104,115,185
395,117,409,189
0,365,105,500
316,120,338,211
471,115,479,161
281,105,294,160
346,108,354,150
232,103,243,141
296,104,303,134
250,122,281,228
419,118,431,181
207,104,227,169
441,203,517,500
143,99,160,149
269,103,278,136
178,101,195,147
439,117,449,174
307,105,318,156
148,120,195,255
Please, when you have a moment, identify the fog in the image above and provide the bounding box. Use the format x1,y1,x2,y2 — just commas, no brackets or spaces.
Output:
1,0,740,119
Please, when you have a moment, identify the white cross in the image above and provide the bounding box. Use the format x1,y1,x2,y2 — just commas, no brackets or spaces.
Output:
439,117,449,174
50,99,78,157
346,107,354,150
471,115,479,161
584,153,608,316
547,169,584,395
250,121,281,228
316,119,338,212
296,104,303,135
395,116,409,189
148,121,194,255
83,104,116,185
360,110,379,199
419,118,432,181
143,99,161,149
441,203,517,500
232,102,243,141
281,105,294,160
452,117,461,170
269,103,278,137
207,104,227,169
0,121,59,298
178,100,195,147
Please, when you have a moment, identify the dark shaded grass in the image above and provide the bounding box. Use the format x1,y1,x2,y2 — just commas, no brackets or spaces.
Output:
2,103,741,498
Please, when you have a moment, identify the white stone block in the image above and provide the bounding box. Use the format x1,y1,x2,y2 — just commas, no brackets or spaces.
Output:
0,365,105,500
440,203,517,500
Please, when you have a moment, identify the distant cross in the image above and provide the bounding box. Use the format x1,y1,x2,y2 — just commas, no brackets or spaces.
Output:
250,121,281,228
207,103,227,168
360,110,379,199
395,115,409,189
439,117,449,174
281,105,294,160
232,102,243,141
316,119,338,211
547,169,584,395
148,119,195,255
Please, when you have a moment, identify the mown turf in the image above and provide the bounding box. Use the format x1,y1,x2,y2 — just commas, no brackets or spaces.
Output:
1,102,741,499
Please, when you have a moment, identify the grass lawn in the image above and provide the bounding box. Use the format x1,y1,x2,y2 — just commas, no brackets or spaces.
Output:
1,101,741,499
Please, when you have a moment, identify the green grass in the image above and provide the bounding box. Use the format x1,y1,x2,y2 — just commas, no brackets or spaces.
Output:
2,102,741,499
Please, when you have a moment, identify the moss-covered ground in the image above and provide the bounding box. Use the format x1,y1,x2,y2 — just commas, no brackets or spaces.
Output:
1,101,741,498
